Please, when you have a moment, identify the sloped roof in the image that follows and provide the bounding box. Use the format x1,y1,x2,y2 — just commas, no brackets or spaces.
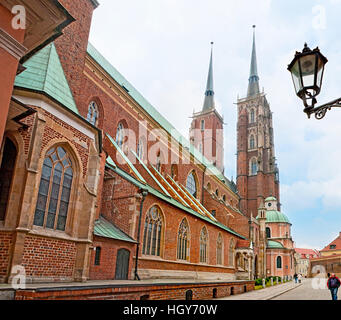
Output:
104,147,245,239
295,248,319,258
321,233,341,252
267,240,284,249
94,216,136,243
86,42,237,193
14,43,79,115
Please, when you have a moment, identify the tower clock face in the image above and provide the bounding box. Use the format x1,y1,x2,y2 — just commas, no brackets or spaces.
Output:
268,203,271,207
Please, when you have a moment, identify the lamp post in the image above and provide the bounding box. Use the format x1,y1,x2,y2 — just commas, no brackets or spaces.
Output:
287,43,341,119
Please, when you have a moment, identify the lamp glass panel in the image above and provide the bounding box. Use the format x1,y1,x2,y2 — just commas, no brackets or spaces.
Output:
300,54,316,88
316,56,325,89
290,60,302,94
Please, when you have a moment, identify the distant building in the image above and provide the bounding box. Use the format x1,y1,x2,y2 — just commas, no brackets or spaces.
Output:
310,232,341,278
294,248,319,277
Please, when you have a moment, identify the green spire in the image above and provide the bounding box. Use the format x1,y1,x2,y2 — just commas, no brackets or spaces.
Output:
202,42,215,111
247,25,260,97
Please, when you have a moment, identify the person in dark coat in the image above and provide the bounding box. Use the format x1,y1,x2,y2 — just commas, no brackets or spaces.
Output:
327,273,341,300
294,273,298,283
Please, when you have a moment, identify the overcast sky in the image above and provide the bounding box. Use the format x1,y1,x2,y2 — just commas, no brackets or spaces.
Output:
89,0,341,250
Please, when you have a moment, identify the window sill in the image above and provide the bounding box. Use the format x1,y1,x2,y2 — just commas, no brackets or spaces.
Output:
29,226,91,243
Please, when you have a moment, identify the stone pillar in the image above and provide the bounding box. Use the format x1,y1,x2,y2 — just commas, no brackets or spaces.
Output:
271,277,273,286
262,278,265,288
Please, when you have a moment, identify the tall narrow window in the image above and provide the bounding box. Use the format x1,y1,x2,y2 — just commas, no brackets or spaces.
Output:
87,101,98,125
0,138,17,220
156,152,161,172
171,164,178,180
229,239,235,266
137,139,144,160
276,256,282,269
33,146,73,231
266,227,271,238
94,247,101,265
115,122,124,148
186,171,197,198
200,227,208,263
200,120,205,130
177,218,189,260
251,158,257,175
250,109,255,123
249,135,255,149
142,206,163,256
216,233,223,265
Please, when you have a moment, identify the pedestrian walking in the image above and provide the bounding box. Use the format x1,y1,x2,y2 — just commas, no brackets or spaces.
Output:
294,273,298,283
327,273,341,300
298,273,302,283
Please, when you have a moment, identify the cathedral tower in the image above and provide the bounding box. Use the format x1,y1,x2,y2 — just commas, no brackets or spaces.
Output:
236,26,280,218
189,43,224,173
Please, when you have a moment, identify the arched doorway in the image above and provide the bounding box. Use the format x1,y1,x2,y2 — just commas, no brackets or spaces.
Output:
0,138,17,221
115,248,130,280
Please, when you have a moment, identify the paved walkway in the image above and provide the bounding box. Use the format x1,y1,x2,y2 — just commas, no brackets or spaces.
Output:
272,278,331,300
217,280,302,300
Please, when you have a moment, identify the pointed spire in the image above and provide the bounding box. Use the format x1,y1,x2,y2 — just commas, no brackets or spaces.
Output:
247,25,260,97
202,42,215,111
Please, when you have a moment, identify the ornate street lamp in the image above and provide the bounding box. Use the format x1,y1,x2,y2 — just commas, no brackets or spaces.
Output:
288,43,341,119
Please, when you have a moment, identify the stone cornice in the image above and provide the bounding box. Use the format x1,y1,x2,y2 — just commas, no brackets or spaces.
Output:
0,28,27,60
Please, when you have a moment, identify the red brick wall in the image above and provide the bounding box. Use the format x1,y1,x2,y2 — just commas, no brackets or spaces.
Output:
89,237,135,280
14,280,255,300
21,235,76,281
0,231,14,282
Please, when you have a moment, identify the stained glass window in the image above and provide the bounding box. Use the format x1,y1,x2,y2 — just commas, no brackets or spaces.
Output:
34,146,73,231
116,122,124,148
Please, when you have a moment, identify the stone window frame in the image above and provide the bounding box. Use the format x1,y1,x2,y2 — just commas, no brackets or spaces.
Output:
249,134,255,150
33,146,74,232
249,157,258,176
216,232,223,265
142,205,164,257
177,218,190,261
199,226,208,264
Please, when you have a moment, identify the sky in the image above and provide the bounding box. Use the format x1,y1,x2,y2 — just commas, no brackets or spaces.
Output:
88,0,341,250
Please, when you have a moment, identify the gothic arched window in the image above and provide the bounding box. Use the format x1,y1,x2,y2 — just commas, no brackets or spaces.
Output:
177,218,189,260
115,122,124,148
216,233,223,265
86,101,98,126
142,206,163,256
251,158,257,175
0,138,17,221
33,146,73,231
186,171,197,198
199,226,208,263
250,109,255,123
229,239,235,266
156,152,161,172
276,256,282,269
249,134,255,149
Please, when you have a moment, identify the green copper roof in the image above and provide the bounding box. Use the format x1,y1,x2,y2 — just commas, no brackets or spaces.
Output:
105,158,245,239
87,42,236,192
94,216,136,243
265,196,277,201
14,43,79,115
267,240,284,249
266,210,290,223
